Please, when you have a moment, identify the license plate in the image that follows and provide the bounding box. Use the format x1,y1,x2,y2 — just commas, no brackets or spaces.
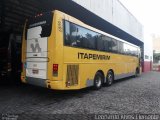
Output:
32,69,39,74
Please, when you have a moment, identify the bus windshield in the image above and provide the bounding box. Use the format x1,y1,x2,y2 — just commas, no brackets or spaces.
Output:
26,12,53,40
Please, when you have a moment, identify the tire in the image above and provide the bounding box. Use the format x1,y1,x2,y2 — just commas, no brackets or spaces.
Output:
93,72,103,90
135,68,139,77
106,71,114,86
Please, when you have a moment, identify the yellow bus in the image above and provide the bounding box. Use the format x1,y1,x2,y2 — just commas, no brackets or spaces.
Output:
21,10,141,90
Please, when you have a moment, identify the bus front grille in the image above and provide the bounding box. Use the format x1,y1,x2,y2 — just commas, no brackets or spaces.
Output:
66,65,79,87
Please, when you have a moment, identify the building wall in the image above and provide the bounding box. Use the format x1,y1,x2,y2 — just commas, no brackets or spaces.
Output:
152,36,160,53
72,0,143,41
152,35,160,66
72,0,155,72
143,30,153,72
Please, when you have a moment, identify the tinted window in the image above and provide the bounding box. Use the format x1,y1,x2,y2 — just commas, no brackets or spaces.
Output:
26,12,53,39
124,43,138,56
64,21,71,45
124,43,130,55
96,34,103,51
64,21,96,50
104,36,112,52
130,45,138,56
110,39,118,52
118,41,124,54
64,20,139,57
96,35,112,52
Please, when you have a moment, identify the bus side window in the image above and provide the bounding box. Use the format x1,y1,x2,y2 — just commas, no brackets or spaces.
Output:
64,21,71,46
103,36,111,52
70,23,79,47
110,39,118,53
85,30,96,50
124,43,129,55
118,41,124,54
96,35,103,51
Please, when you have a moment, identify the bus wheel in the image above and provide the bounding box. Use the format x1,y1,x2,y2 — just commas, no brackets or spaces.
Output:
106,71,114,86
135,68,139,77
93,72,103,90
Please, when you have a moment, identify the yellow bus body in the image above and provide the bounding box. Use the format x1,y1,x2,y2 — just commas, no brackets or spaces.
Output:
21,10,140,90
